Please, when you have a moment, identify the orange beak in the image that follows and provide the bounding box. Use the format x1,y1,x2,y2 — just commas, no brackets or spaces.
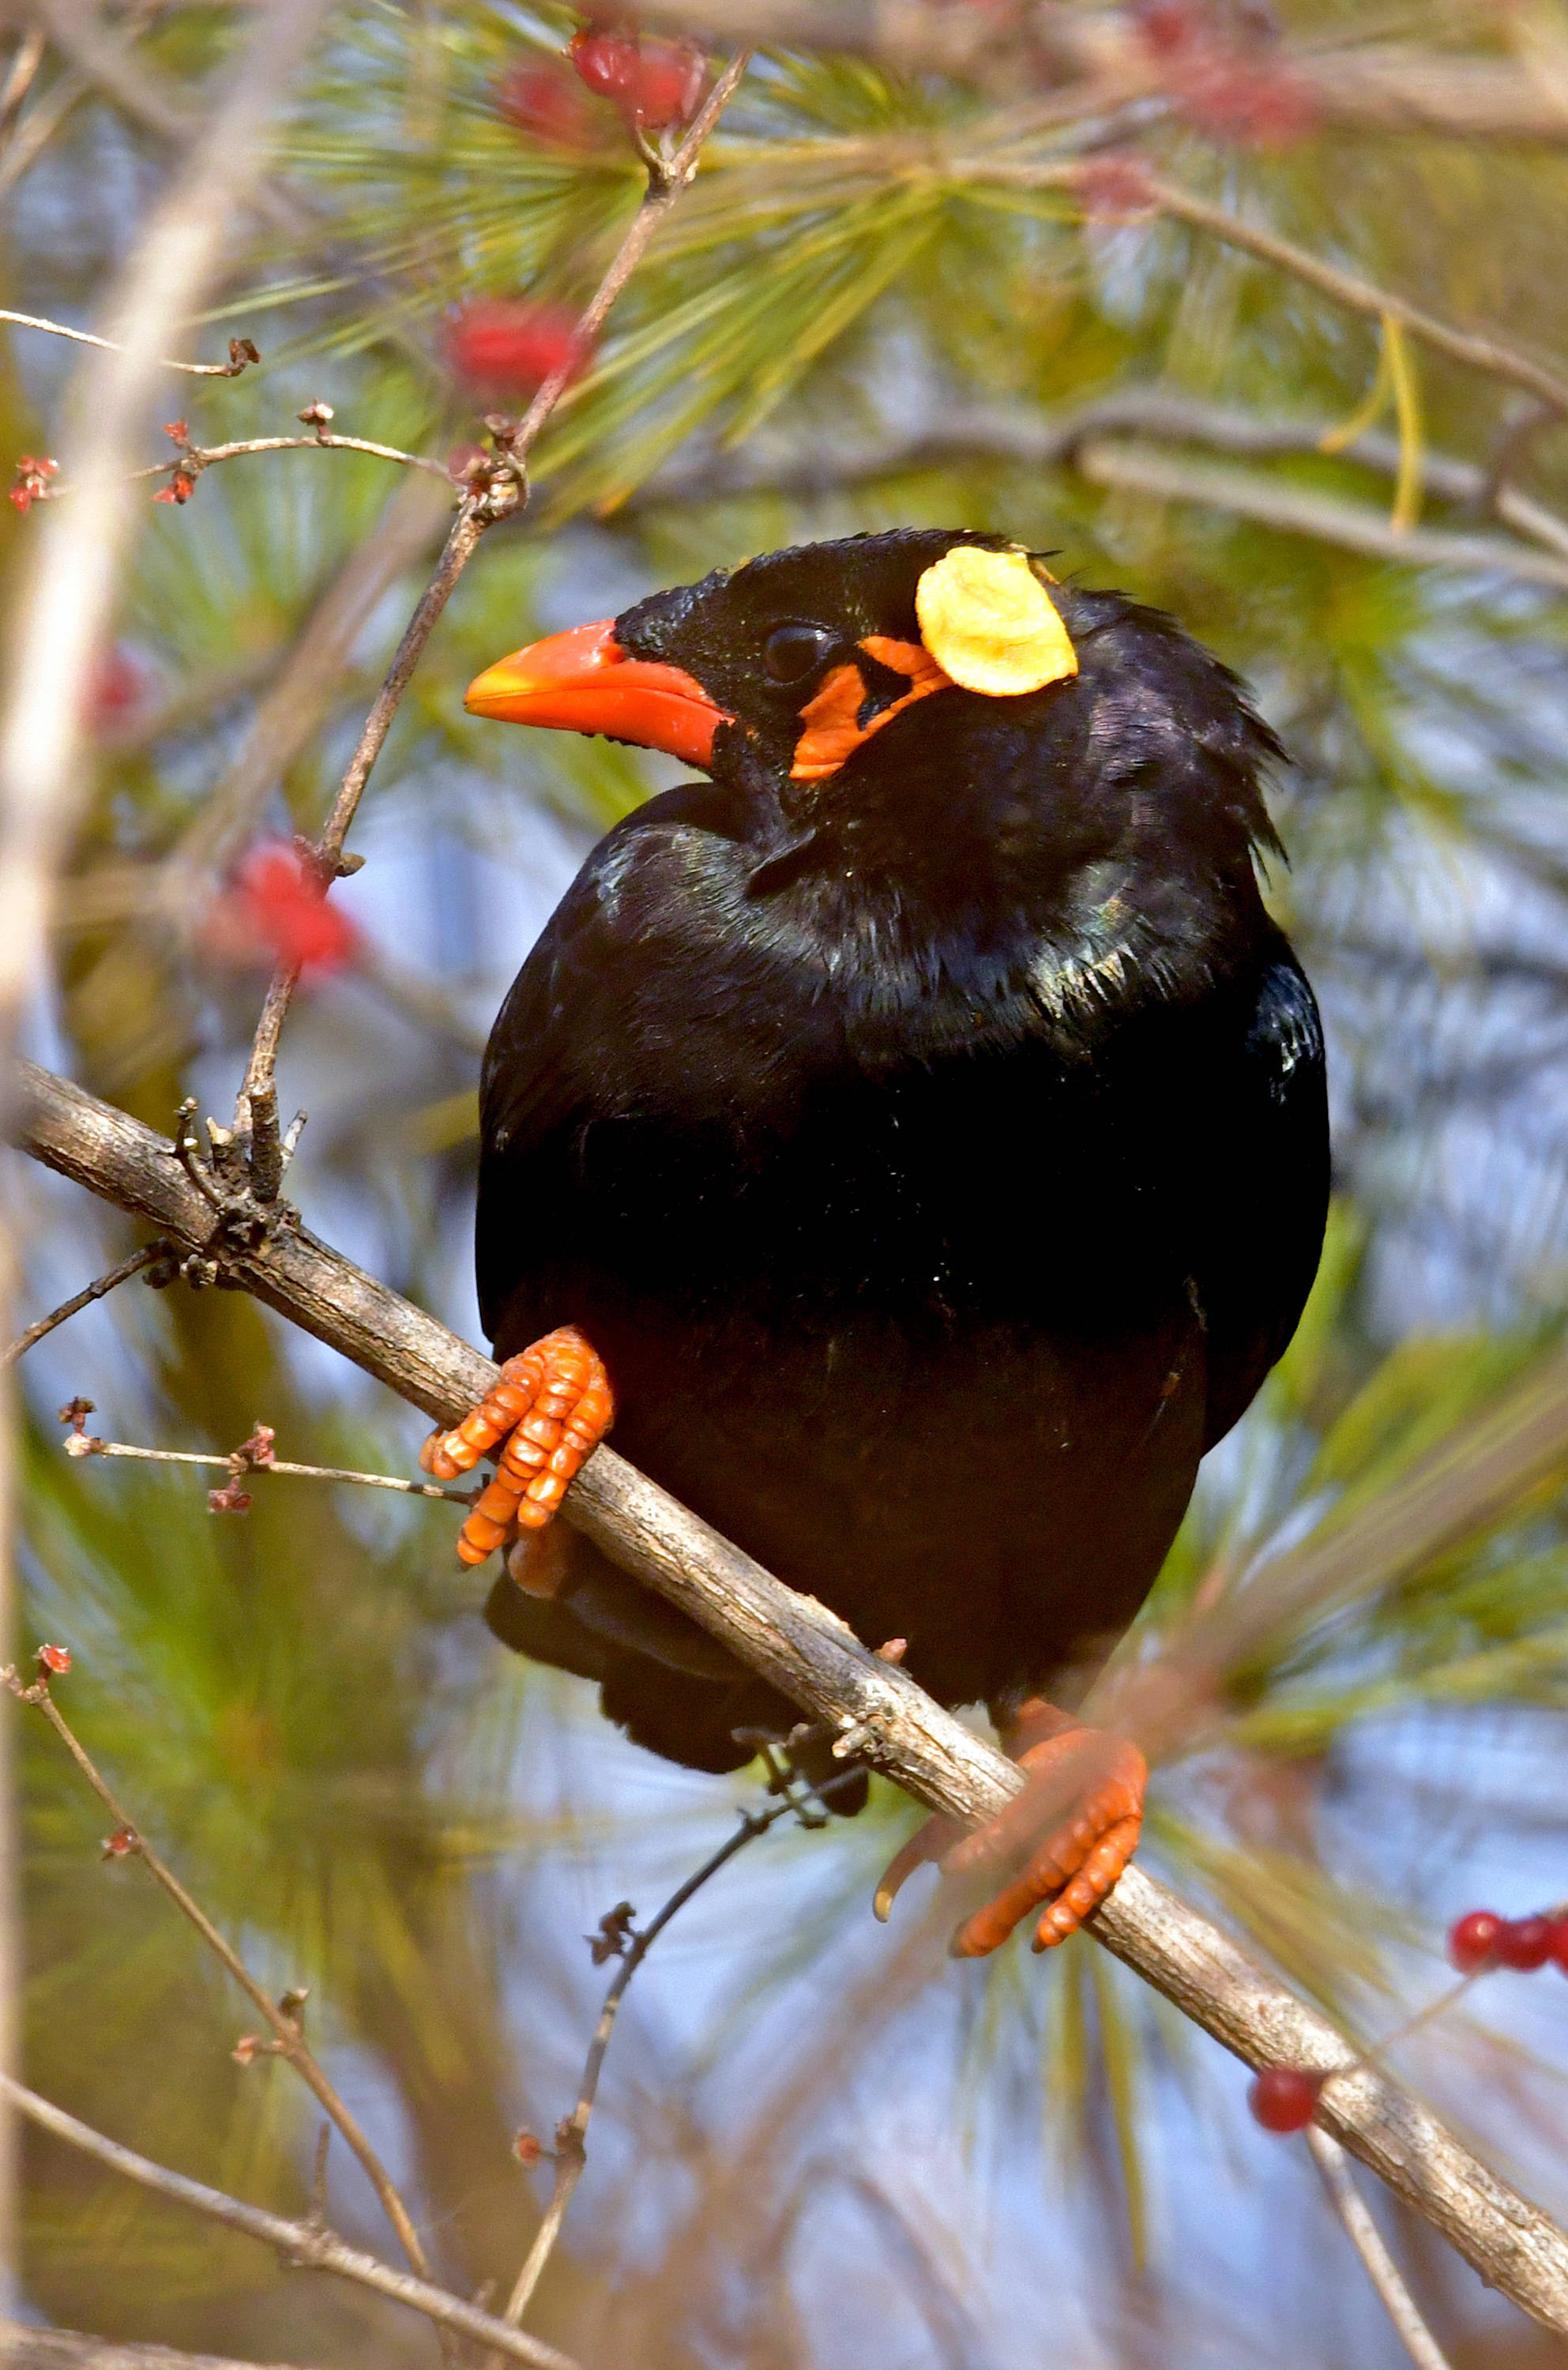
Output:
464,618,731,770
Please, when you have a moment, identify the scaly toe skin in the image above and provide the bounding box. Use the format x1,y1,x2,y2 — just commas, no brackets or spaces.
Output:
421,1327,614,1567
942,1717,1146,1959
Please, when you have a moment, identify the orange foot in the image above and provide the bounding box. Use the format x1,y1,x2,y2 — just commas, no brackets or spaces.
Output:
419,1326,614,1567
873,1699,1145,1956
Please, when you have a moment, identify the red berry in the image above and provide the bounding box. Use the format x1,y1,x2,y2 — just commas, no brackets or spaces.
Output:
443,299,583,397
1547,1915,1568,1976
1247,2067,1321,2133
1447,1910,1502,1974
1495,1915,1554,1972
203,842,359,979
570,28,637,98
495,61,598,146
570,28,704,129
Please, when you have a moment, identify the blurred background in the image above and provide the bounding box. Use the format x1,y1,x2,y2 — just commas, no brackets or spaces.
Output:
7,2,1568,2362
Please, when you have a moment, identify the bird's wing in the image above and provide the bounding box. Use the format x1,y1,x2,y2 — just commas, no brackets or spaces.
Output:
1198,949,1330,1449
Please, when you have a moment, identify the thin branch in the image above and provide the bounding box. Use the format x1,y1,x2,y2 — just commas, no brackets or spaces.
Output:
0,2323,311,2370
0,309,261,378
628,386,1568,566
62,1425,473,1503
16,1057,1568,2338
232,45,754,1142
0,29,45,136
1126,171,1568,423
3,1240,167,1364
1307,2127,1456,2370
3,1665,438,2289
501,1762,863,2331
0,2075,578,2370
1074,439,1568,592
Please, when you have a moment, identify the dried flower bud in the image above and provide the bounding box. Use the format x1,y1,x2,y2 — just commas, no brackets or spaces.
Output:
229,337,261,368
513,2129,544,2165
208,1480,252,1515
11,454,58,512
163,419,190,445
63,1431,100,1458
231,2033,267,2066
102,1826,138,1859
233,1424,276,1470
36,1644,71,1675
152,471,196,506
277,1985,310,2022
587,1900,637,1964
297,401,335,430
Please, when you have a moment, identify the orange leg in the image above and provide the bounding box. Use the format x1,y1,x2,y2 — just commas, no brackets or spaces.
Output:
874,1699,1145,1956
419,1326,614,1567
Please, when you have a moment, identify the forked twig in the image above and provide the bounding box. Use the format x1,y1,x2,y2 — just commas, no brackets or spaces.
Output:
3,1665,437,2290
0,2074,577,2370
499,1759,863,2334
1307,2127,1455,2370
4,1240,169,1364
233,45,754,1140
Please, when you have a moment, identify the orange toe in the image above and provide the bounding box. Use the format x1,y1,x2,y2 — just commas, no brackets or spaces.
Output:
944,1710,1145,1958
420,1326,614,1567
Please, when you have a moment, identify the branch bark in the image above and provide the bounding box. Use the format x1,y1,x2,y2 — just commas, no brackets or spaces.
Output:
13,1056,1568,2331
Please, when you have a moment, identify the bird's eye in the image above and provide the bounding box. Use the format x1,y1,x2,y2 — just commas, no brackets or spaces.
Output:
763,623,837,685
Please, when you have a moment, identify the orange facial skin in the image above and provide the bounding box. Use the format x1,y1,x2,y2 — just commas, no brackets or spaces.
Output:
420,1326,615,1566
789,637,953,781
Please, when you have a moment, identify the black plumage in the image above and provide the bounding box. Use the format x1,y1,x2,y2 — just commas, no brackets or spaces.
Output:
473,529,1329,1785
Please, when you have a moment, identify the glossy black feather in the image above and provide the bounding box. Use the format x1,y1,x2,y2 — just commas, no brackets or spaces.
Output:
476,532,1329,1778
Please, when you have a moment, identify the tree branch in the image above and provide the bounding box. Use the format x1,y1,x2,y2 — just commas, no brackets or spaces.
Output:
2,2076,578,2370
13,1055,1568,2336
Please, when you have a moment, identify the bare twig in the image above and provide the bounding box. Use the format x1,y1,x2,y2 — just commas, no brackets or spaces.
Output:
15,1057,1568,2337
501,1763,863,2331
0,2324,311,2370
3,1241,167,1364
0,29,45,134
0,2075,578,2370
0,310,262,379
61,1424,474,1503
628,387,1568,568
3,1663,438,2289
1073,440,1568,591
0,58,88,200
232,45,754,1144
1307,2127,1456,2370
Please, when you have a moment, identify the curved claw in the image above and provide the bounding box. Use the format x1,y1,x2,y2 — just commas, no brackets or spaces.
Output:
872,1812,963,1923
945,1725,1146,1958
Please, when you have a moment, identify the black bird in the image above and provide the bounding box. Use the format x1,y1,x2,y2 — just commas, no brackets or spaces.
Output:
423,529,1328,1955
